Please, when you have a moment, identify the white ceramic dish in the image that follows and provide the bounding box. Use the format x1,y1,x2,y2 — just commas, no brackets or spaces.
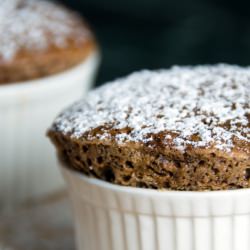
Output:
0,51,100,213
62,165,250,250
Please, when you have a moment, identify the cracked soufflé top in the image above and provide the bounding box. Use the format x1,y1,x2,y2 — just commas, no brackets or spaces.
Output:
49,65,250,190
52,64,250,154
0,0,96,84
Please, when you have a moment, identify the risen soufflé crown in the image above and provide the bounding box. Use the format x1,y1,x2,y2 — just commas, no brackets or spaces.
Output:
49,64,250,191
0,0,95,84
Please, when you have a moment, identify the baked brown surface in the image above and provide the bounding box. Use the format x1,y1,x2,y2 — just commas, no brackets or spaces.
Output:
0,0,96,84
48,65,250,191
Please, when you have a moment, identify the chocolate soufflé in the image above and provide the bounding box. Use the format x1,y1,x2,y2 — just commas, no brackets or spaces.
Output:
49,65,250,191
0,0,96,84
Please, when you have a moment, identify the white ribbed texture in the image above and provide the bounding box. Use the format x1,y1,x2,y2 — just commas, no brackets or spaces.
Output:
0,52,100,213
62,167,250,250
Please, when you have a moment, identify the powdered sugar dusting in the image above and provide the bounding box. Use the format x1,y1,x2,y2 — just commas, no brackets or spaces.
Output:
0,0,90,62
52,64,250,152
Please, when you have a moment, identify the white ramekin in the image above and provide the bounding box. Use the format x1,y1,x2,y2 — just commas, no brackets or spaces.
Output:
0,51,100,213
62,166,250,250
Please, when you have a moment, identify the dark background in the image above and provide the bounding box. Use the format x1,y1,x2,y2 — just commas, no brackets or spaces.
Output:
59,0,250,86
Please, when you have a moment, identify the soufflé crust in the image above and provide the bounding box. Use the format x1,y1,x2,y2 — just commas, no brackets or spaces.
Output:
0,0,96,84
49,65,250,191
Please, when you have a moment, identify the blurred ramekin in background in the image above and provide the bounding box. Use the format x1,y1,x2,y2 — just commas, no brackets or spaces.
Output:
62,166,250,250
0,52,100,212
0,0,100,213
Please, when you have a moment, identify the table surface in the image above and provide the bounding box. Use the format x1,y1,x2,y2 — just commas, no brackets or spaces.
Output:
0,191,75,250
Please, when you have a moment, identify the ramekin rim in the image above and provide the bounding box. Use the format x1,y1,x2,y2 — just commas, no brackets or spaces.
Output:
0,50,99,93
62,165,250,197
